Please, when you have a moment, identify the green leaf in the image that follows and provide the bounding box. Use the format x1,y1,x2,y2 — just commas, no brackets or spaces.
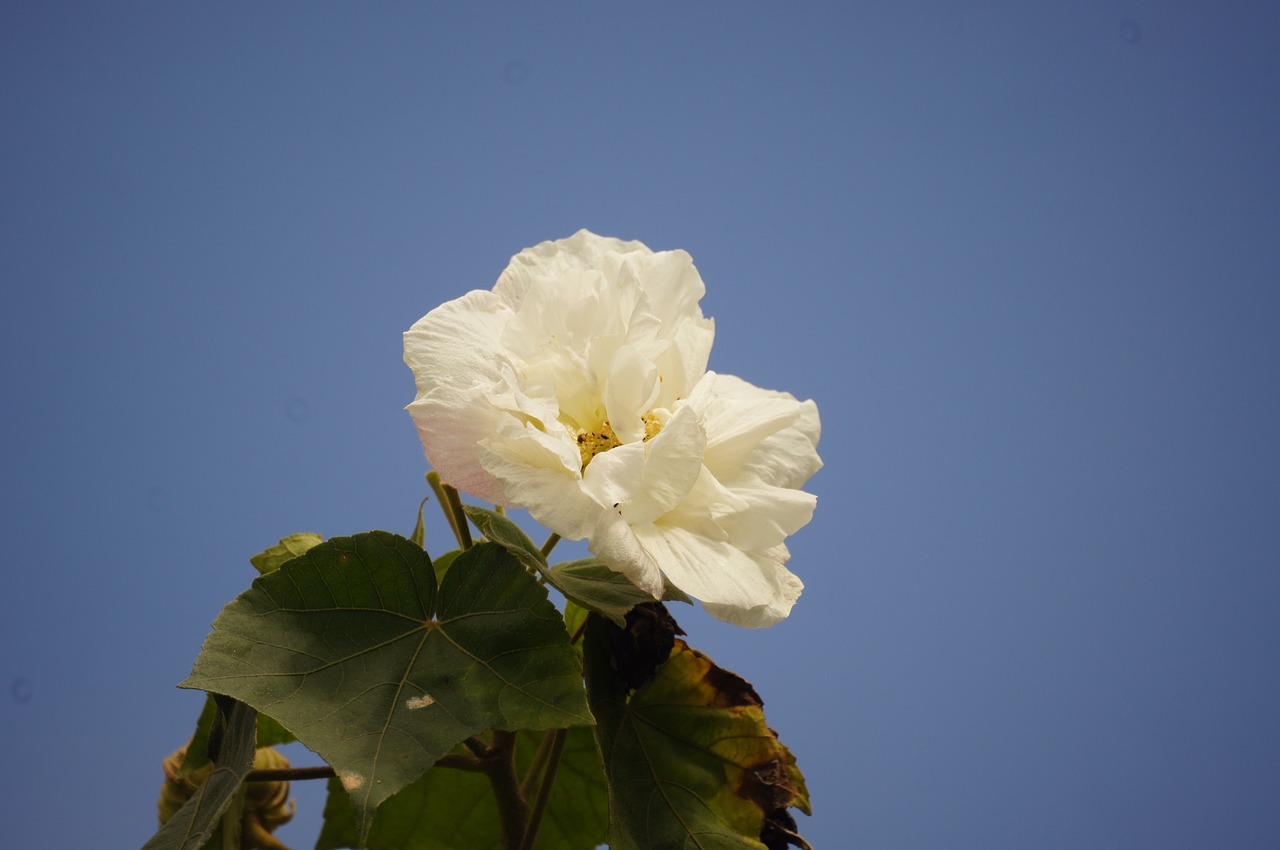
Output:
462,505,547,573
464,505,685,625
563,601,590,652
249,533,324,575
315,727,607,850
411,497,429,548
432,548,460,587
658,577,693,606
549,560,662,627
143,697,258,850
584,619,812,850
182,532,592,839
178,694,296,777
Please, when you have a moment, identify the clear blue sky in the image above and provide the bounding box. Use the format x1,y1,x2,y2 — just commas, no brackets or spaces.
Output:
3,2,1279,848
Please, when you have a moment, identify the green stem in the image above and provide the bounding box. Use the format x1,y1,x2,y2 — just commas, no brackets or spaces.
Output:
244,765,335,782
443,483,473,549
426,471,467,550
539,532,561,558
518,728,568,850
518,731,557,800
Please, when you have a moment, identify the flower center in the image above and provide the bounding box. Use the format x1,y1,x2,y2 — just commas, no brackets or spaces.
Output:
577,413,663,470
577,422,620,470
643,412,663,441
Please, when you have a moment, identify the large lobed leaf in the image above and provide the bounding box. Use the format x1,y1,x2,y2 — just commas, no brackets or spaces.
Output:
315,727,607,850
182,532,592,839
585,618,812,850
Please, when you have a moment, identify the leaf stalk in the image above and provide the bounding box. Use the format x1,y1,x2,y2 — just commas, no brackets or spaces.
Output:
426,471,473,550
245,765,334,782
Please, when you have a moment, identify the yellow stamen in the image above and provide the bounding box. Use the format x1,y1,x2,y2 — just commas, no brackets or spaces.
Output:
642,412,662,442
577,421,621,470
577,413,665,470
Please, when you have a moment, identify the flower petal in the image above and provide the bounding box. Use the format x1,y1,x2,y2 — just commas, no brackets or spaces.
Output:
493,230,654,312
632,523,801,627
479,452,599,542
701,546,804,628
714,485,817,552
695,373,823,490
581,404,706,525
404,291,513,502
587,515,665,599
603,344,660,443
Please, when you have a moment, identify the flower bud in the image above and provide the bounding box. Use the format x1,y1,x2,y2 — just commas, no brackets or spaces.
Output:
158,741,296,849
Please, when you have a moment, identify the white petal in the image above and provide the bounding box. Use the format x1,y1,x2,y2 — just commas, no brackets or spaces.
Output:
603,344,660,443
587,513,665,599
404,289,509,396
493,230,654,312
652,315,714,407
626,251,715,404
702,547,804,628
479,452,599,542
715,485,817,551
407,388,507,503
485,415,580,480
696,373,823,489
481,449,666,600
578,443,643,512
632,523,785,619
404,291,513,502
623,249,705,330
581,404,705,525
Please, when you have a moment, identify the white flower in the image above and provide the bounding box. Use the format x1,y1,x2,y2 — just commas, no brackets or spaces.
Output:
404,230,821,627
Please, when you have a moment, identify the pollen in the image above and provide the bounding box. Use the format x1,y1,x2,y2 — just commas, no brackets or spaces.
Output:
642,412,662,442
577,421,621,470
578,414,665,471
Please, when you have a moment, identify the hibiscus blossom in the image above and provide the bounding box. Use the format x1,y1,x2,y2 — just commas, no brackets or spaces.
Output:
404,230,821,627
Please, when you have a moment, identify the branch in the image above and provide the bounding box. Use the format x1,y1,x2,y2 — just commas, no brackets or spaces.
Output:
245,764,334,782
518,730,557,799
437,752,486,773
481,731,529,850
518,728,568,850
